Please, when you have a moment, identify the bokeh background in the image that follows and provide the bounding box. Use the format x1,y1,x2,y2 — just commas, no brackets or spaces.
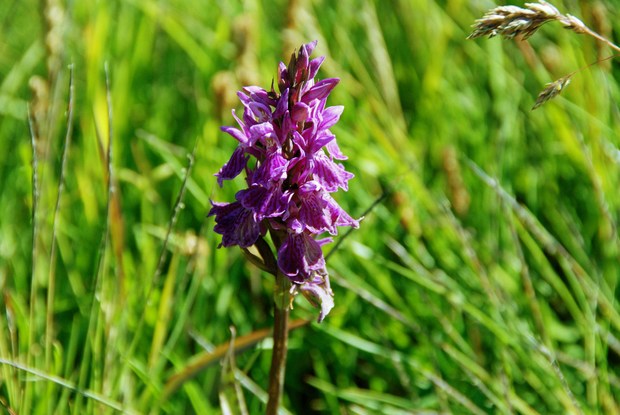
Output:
1,0,620,413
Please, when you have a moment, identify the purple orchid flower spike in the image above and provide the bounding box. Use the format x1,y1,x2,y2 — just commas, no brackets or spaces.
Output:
209,41,359,322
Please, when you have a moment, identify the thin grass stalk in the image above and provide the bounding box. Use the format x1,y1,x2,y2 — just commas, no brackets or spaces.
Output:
98,61,116,407
326,190,386,261
161,319,310,399
218,327,250,415
554,254,596,408
130,139,201,408
466,159,620,332
415,361,486,414
577,24,620,54
24,106,40,386
576,131,619,253
0,397,17,415
45,63,74,413
85,66,109,414
235,369,296,415
98,60,128,405
537,344,585,415
0,294,17,408
498,351,516,415
465,159,609,411
0,358,138,415
532,55,615,109
75,62,115,414
439,201,505,313
150,149,195,290
441,345,511,413
330,270,416,330
104,62,114,244
574,134,611,408
123,128,197,381
23,101,42,415
146,146,196,359
506,212,549,345
27,105,39,288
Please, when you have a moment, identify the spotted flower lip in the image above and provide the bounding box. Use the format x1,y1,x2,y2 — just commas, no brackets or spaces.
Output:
209,41,358,321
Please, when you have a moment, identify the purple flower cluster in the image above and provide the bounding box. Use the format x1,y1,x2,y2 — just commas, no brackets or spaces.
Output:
209,41,358,321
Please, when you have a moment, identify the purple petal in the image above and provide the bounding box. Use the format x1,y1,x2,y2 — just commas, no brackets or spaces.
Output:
278,62,289,91
214,146,248,186
322,192,360,230
315,237,333,247
297,182,336,234
296,44,310,83
325,138,347,160
254,151,288,184
249,122,275,138
236,91,252,107
298,180,322,194
243,86,273,104
291,102,310,123
319,106,344,130
302,78,339,103
313,152,354,192
291,130,309,150
279,111,295,141
248,102,272,122
308,56,325,79
221,125,248,146
231,109,247,130
277,232,325,281
249,122,277,147
208,201,261,248
238,184,287,220
286,155,311,186
311,130,336,154
302,40,318,58
242,106,260,130
273,89,289,119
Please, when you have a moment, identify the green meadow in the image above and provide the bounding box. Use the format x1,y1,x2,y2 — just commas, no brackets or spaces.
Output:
1,0,619,413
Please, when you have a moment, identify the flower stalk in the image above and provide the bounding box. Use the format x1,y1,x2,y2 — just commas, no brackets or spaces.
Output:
266,272,291,415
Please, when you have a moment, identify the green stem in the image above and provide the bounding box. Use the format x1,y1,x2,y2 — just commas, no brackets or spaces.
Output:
266,272,291,415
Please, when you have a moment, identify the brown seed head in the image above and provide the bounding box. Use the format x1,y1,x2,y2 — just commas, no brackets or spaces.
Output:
532,75,572,110
468,1,561,40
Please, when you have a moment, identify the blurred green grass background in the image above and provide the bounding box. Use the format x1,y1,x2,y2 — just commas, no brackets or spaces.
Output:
1,0,620,413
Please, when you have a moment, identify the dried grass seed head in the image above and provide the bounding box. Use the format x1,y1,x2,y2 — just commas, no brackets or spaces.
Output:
468,1,561,40
532,75,572,110
560,14,588,34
